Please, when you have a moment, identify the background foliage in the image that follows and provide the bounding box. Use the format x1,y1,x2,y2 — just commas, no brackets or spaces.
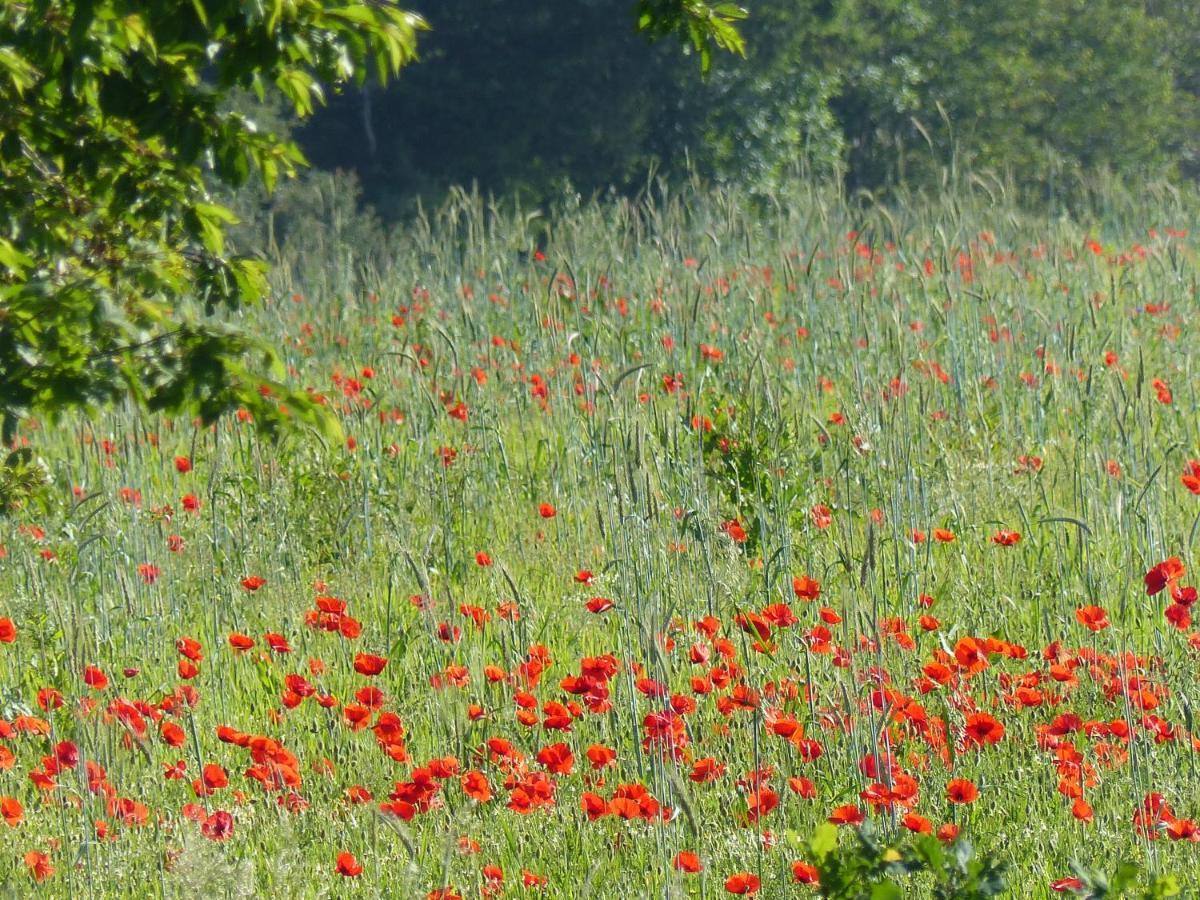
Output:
296,0,1198,213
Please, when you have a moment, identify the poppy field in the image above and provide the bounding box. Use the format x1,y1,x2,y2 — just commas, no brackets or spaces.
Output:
3,183,1200,897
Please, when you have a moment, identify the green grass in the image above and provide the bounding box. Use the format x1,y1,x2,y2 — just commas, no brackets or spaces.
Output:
2,177,1200,897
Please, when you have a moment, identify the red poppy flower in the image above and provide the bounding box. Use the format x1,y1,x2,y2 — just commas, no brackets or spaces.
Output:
1145,557,1185,596
24,851,53,882
963,712,1005,748
200,810,234,841
176,636,203,662
538,503,557,518
354,654,388,676
674,851,702,873
690,757,727,783
174,456,192,473
263,633,291,654
791,860,819,884
461,771,493,803
193,764,228,796
581,792,607,821
536,743,574,775
0,618,15,643
241,575,266,592
228,633,255,652
1074,605,1110,631
160,721,186,747
1050,878,1084,892
724,872,761,894
1166,603,1192,630
743,786,779,823
991,530,1021,546
2,796,23,826
335,851,363,877
722,519,748,543
176,657,198,679
828,804,864,825
1182,460,1200,494
427,756,459,779
1166,818,1200,841
1014,454,1042,473
816,607,844,628
579,745,612,771
947,778,978,804
953,637,989,675
521,871,547,888
788,776,817,798
792,575,821,601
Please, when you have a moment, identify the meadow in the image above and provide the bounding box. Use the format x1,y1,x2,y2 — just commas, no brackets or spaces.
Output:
2,178,1200,897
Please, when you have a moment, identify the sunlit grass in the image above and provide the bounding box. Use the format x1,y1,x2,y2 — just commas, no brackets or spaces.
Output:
1,177,1199,896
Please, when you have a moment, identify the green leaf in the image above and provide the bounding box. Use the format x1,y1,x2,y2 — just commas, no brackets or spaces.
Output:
328,6,378,27
808,823,838,861
0,237,33,273
1152,875,1181,898
276,68,317,117
192,202,238,255
230,257,269,304
712,4,748,20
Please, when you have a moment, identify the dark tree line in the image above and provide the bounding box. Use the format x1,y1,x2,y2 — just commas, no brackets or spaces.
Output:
294,0,1198,214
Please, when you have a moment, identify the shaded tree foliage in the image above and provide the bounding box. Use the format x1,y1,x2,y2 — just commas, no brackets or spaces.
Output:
298,1,702,213
718,0,1182,192
297,0,1197,207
